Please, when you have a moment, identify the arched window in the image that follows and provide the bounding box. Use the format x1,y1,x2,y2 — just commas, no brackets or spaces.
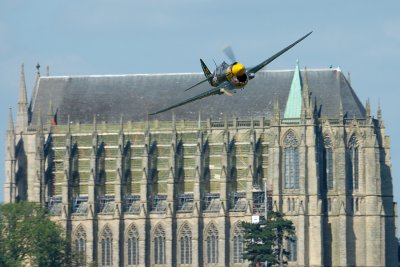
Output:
100,225,113,266
206,223,219,264
288,236,297,262
348,136,359,191
284,131,299,189
323,136,334,190
154,224,166,265
232,224,244,263
126,224,139,266
180,223,192,265
74,226,86,266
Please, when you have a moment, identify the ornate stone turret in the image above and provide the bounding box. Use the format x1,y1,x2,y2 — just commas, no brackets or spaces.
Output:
377,100,384,128
301,67,312,119
29,63,41,122
4,108,16,203
271,96,280,125
16,64,28,132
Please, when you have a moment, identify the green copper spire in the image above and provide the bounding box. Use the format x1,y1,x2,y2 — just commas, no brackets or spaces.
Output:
284,60,302,118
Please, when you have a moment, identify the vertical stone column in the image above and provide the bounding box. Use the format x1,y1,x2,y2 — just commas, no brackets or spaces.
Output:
114,130,124,266
88,131,98,262
220,130,230,266
364,132,383,266
246,130,255,209
304,122,323,266
268,126,281,211
112,223,120,267
115,130,124,209
339,202,348,266
297,203,306,266
166,132,177,266
61,134,72,219
140,131,150,266
34,130,45,204
220,130,229,208
4,110,16,203
193,130,203,267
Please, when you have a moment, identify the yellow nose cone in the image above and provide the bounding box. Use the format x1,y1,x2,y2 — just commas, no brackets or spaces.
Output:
232,63,246,76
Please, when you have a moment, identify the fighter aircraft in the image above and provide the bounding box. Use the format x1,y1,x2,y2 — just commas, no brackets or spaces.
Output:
149,31,312,115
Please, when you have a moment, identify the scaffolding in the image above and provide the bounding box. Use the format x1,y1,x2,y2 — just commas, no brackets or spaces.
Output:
124,195,141,213
72,196,89,215
98,195,115,214
177,193,194,212
252,191,272,215
230,192,247,211
202,192,221,212
47,196,62,215
150,194,167,213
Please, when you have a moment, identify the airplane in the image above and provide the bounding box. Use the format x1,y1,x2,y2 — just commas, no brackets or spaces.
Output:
149,31,312,115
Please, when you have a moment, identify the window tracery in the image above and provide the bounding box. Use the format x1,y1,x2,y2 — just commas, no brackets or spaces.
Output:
154,224,166,265
180,223,192,265
284,131,299,189
206,223,219,264
101,225,113,266
127,224,139,266
74,226,86,266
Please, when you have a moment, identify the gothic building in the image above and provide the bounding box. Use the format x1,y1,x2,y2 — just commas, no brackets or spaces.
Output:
4,62,399,266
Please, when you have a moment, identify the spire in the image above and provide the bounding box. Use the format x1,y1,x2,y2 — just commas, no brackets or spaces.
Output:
29,63,41,117
377,100,384,127
16,64,28,131
272,96,280,124
284,60,302,119
18,64,28,106
302,66,311,118
7,108,14,133
338,96,343,119
377,100,382,121
365,98,371,118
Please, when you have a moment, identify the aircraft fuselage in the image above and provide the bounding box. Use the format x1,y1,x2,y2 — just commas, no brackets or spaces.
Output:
211,61,248,90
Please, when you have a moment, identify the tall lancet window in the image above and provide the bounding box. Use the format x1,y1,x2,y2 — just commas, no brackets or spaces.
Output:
126,224,139,266
179,223,192,265
323,136,334,190
154,224,166,265
100,225,113,267
348,136,359,191
232,224,244,263
206,223,219,264
288,236,298,261
284,131,299,189
74,226,86,266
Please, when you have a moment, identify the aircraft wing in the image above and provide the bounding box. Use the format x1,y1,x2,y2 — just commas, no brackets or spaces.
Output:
247,31,312,75
149,86,223,115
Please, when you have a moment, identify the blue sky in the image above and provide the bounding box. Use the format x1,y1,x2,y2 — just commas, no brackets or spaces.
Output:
1,1,399,217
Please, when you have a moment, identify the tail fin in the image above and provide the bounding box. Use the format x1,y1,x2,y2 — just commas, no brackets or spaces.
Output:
200,59,213,85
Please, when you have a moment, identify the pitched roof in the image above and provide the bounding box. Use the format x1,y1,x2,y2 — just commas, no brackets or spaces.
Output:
30,68,365,125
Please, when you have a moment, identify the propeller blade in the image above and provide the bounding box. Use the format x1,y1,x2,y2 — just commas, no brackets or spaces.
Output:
223,46,237,63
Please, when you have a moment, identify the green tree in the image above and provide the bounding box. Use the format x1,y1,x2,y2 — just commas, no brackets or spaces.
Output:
241,211,295,267
0,202,73,267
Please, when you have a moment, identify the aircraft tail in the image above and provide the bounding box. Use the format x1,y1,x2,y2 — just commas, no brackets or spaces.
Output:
200,59,213,85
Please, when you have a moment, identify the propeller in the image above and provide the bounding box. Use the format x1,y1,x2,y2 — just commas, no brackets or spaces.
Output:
222,45,237,63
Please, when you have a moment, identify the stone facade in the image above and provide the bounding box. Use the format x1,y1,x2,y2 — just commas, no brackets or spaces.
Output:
4,64,399,266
